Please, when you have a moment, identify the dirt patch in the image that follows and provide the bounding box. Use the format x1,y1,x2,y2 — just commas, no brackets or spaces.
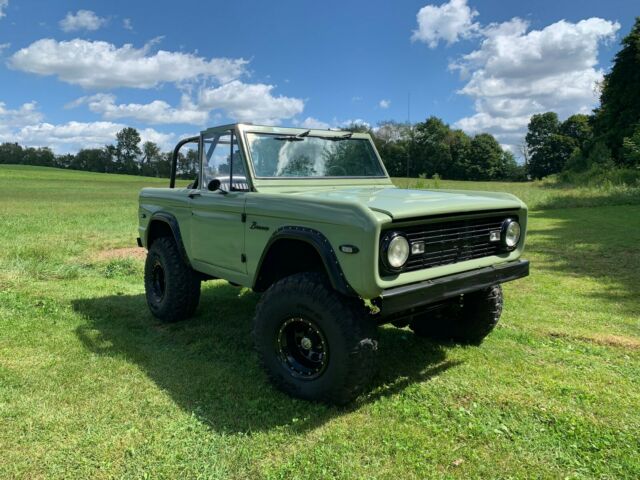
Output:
590,334,640,350
93,247,146,262
548,331,640,350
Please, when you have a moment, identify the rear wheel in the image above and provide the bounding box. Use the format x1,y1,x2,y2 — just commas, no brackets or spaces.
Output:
253,273,378,404
144,237,201,322
410,285,503,345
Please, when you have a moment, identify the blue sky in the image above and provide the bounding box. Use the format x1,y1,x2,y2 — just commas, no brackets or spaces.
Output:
0,0,637,153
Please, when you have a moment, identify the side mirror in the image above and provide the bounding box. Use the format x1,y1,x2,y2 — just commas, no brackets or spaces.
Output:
207,179,221,192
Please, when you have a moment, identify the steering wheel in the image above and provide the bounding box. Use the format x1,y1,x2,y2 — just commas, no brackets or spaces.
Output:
326,165,347,177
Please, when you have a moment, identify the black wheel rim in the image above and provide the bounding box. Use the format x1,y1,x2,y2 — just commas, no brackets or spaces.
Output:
276,317,328,380
151,260,166,301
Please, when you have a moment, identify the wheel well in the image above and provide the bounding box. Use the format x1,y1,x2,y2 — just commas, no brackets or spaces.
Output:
146,220,173,248
254,239,327,292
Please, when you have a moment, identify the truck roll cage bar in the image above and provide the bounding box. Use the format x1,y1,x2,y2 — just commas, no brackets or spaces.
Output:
170,136,199,188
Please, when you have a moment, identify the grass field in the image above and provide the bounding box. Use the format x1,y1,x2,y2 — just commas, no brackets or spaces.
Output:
1,165,639,479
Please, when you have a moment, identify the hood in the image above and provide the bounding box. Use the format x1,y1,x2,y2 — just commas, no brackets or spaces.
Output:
294,186,524,220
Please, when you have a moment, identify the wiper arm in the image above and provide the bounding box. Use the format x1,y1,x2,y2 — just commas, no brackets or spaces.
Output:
316,132,354,141
274,129,311,141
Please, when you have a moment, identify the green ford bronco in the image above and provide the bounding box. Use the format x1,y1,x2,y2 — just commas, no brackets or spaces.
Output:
138,123,529,404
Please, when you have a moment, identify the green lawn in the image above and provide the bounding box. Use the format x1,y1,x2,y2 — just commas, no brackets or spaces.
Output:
1,165,639,479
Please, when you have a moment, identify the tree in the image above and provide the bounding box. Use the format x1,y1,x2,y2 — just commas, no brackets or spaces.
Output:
156,152,172,178
447,129,472,180
22,147,55,167
621,125,640,167
499,150,527,181
140,141,162,176
176,150,199,179
376,139,407,177
548,134,576,172
592,17,640,161
526,112,575,178
0,143,24,164
560,114,592,150
586,141,613,167
115,127,142,174
103,145,117,173
526,112,559,153
412,117,452,177
71,148,110,172
467,133,503,180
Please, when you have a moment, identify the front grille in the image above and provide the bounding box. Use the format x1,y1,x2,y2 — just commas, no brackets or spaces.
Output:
387,214,516,273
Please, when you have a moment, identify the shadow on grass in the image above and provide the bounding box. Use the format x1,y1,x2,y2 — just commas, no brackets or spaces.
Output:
526,205,640,318
72,282,458,434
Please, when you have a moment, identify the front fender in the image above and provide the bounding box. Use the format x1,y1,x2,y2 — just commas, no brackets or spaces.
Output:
254,226,355,296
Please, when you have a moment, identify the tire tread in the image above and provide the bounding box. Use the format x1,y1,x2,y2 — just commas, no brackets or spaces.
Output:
144,236,201,322
253,272,377,404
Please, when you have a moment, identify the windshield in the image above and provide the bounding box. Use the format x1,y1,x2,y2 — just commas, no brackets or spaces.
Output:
245,133,386,178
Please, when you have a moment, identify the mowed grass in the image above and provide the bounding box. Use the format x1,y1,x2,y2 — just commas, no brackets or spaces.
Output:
1,164,639,479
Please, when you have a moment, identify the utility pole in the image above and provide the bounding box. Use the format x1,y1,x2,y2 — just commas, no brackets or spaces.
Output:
406,92,411,183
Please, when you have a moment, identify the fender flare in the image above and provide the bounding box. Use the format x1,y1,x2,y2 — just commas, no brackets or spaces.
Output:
254,226,356,296
146,212,191,267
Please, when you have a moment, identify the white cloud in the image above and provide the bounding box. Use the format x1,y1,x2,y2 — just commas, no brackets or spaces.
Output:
298,117,331,129
9,38,248,89
0,0,8,19
412,0,479,48
123,18,133,31
449,16,620,150
198,80,304,124
2,120,174,153
59,10,106,32
379,99,391,109
69,93,208,125
0,101,44,127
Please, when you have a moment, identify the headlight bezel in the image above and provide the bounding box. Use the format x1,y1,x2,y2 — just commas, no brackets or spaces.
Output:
501,218,521,251
380,231,410,272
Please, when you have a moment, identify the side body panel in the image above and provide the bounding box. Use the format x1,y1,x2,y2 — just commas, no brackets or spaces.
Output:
189,190,247,275
139,187,192,254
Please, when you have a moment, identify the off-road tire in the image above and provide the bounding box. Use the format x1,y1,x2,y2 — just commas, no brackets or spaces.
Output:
253,272,378,404
144,236,201,322
410,285,503,345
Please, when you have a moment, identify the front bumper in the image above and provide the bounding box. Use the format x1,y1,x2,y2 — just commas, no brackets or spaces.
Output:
377,259,529,320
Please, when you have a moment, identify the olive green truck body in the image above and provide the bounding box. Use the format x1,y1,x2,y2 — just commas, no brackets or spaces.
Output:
137,123,529,403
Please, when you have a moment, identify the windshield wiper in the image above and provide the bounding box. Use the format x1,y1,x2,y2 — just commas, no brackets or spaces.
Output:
274,130,310,141
316,132,354,141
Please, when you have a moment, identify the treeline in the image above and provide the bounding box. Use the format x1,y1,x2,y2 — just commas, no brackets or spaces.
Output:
359,118,525,181
0,127,199,179
0,119,524,181
524,17,640,184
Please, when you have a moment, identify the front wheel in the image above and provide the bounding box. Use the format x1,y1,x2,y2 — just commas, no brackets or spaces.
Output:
144,237,201,322
410,285,503,345
253,273,378,404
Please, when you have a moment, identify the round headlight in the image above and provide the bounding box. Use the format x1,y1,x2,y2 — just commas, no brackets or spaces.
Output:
502,219,521,249
383,233,410,270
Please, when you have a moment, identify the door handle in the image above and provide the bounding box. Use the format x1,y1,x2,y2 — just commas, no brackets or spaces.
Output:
188,192,201,199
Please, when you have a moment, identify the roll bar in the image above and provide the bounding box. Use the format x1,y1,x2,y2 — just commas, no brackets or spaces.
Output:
170,136,199,188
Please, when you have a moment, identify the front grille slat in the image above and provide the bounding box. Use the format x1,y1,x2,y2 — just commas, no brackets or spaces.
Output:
383,214,516,274
405,221,503,238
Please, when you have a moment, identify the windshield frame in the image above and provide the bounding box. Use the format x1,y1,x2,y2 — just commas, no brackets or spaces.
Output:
239,125,390,182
